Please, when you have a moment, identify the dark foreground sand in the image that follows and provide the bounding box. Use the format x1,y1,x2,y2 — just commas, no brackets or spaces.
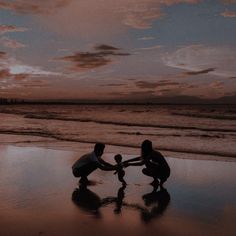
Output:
0,144,235,236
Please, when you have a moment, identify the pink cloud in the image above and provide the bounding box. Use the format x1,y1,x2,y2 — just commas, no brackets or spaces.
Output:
0,37,26,49
0,0,201,36
221,10,236,17
163,45,236,77
0,25,28,34
0,0,72,14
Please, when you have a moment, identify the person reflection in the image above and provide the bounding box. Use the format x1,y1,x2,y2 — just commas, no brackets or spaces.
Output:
101,185,127,214
72,184,102,218
114,185,126,214
72,184,170,224
141,186,171,223
72,184,127,217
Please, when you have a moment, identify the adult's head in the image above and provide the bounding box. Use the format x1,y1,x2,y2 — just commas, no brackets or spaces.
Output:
94,143,105,157
141,140,153,157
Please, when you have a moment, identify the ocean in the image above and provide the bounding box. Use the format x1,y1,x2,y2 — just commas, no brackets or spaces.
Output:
0,104,235,160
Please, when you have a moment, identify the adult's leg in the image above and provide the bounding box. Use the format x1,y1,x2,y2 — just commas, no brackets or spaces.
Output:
142,168,159,185
73,162,98,183
158,169,170,187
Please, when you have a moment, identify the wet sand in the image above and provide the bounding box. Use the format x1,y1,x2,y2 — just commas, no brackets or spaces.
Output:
0,144,236,236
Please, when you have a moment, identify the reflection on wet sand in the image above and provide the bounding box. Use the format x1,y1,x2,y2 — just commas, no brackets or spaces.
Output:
1,146,236,236
72,184,170,224
72,184,102,218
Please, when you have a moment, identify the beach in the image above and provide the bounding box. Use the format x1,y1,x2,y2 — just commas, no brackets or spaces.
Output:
0,143,235,236
0,104,236,236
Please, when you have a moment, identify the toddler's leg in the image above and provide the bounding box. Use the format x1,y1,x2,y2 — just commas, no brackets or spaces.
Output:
118,171,126,185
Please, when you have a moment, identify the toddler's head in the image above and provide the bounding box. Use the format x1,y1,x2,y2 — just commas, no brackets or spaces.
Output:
114,154,122,163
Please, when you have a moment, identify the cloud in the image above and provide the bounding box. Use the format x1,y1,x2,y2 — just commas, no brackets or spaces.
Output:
184,67,216,75
0,68,10,78
20,79,50,88
135,45,162,51
0,0,72,14
9,65,60,76
0,51,6,59
163,45,236,77
94,44,119,51
135,80,181,89
100,83,126,87
222,0,236,3
1,0,236,33
118,0,200,29
221,10,236,17
138,36,155,41
0,51,60,81
210,81,224,89
0,37,26,49
57,44,130,70
0,0,203,38
0,68,27,81
0,24,28,34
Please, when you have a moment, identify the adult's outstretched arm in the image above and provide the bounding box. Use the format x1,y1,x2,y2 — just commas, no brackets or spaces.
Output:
98,157,115,168
123,156,141,165
97,162,117,171
124,160,144,167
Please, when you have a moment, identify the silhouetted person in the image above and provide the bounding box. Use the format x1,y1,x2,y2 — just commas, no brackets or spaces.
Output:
141,186,170,223
72,185,102,217
123,140,170,187
72,143,116,184
114,154,127,186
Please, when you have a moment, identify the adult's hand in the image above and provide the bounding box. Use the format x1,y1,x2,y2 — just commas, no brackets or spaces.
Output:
122,162,130,168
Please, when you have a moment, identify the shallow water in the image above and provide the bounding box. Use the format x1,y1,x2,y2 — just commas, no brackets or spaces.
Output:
0,145,235,236
0,104,236,159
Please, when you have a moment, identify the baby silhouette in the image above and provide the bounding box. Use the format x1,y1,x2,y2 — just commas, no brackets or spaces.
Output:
114,154,127,185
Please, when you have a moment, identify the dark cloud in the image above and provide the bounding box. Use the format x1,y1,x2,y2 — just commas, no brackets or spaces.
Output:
126,90,156,98
0,69,10,78
58,44,130,70
0,51,6,59
61,53,111,69
135,80,180,89
22,80,49,88
184,68,216,76
0,0,71,15
94,44,119,51
100,83,126,87
187,84,198,89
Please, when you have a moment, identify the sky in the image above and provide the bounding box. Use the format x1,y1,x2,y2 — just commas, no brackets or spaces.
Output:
0,0,236,102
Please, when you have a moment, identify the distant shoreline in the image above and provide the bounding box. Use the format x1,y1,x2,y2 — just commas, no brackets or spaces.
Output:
0,102,236,106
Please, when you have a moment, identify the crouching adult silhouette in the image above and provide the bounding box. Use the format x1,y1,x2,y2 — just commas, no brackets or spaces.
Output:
72,143,115,184
123,140,171,187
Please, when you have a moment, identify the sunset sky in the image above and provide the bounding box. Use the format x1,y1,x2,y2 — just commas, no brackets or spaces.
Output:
0,0,236,101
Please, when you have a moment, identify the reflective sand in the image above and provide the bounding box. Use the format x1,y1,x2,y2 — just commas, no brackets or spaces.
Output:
0,145,235,236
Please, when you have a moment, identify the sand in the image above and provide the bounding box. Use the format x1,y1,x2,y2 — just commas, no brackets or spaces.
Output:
0,144,236,236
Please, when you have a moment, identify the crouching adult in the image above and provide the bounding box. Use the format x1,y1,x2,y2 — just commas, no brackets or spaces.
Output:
72,143,115,184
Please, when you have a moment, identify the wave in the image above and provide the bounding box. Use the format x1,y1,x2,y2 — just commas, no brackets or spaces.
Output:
117,131,236,139
1,108,235,133
0,128,236,158
22,114,236,133
172,112,236,120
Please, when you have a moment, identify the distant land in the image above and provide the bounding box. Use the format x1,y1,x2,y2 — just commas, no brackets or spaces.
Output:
0,95,236,105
